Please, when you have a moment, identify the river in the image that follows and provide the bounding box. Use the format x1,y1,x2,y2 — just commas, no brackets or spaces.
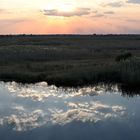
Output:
0,82,140,140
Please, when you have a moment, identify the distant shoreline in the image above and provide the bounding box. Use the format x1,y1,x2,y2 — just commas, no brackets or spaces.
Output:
0,34,140,36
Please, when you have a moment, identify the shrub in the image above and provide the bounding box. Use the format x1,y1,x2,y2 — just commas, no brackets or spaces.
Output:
115,52,132,62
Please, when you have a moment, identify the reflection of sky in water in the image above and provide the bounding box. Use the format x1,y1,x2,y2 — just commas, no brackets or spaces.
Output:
0,82,140,140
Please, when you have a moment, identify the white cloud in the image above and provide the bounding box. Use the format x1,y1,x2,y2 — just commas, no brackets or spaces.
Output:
43,8,91,17
101,1,124,7
127,0,140,4
104,11,115,14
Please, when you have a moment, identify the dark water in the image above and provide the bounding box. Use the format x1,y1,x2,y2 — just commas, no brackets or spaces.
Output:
0,82,140,140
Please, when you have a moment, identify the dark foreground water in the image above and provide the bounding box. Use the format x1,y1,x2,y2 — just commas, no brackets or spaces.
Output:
0,82,140,140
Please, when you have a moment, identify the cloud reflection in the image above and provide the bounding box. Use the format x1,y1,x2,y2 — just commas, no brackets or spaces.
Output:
0,82,126,131
5,82,102,101
0,110,46,131
51,102,126,125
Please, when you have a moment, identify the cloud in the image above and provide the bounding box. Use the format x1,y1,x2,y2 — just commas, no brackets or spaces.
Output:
126,19,140,22
104,11,115,14
91,11,115,18
0,9,4,12
0,19,32,26
0,9,13,15
127,0,140,4
101,1,124,7
92,14,105,18
43,8,91,17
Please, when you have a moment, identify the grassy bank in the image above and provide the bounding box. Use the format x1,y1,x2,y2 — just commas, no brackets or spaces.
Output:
0,35,140,89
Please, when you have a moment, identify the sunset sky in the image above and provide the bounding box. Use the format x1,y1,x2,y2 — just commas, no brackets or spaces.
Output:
0,0,140,34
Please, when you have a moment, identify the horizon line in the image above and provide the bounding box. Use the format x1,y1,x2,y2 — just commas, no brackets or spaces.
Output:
0,33,140,36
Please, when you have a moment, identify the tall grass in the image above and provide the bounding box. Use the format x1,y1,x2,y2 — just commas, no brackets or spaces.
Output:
1,57,139,88
0,35,140,91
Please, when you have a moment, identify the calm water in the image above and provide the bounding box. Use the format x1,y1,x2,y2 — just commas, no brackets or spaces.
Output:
0,82,140,140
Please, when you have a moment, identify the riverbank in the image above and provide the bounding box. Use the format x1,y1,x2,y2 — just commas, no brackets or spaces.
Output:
0,35,140,89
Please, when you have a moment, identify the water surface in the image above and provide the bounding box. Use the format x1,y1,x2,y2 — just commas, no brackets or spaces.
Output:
0,82,140,140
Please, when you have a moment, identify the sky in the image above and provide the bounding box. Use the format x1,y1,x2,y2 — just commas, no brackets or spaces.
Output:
0,0,140,34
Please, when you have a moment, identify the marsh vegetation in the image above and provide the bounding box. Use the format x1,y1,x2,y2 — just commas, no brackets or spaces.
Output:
0,35,140,90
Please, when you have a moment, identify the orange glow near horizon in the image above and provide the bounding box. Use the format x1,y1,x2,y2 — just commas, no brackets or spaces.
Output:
0,0,140,34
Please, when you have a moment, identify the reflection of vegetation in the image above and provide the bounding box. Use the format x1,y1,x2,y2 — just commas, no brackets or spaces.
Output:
0,35,140,94
118,84,140,97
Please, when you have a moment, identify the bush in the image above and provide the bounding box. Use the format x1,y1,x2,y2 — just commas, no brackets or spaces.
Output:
115,52,132,62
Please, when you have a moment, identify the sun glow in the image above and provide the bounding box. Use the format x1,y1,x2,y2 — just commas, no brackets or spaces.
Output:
57,3,76,12
44,3,76,12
